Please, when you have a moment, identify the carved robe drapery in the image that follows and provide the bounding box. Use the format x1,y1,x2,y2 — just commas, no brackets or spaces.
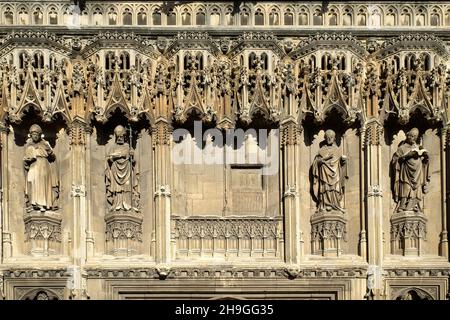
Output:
312,144,348,213
105,142,139,212
391,141,430,213
24,139,59,210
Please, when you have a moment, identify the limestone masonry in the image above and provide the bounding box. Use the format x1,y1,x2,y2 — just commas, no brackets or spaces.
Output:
0,1,449,300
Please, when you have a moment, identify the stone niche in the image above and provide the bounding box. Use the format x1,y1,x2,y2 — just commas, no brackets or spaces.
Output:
299,122,362,258
381,123,443,258
172,126,282,260
88,116,153,258
7,115,71,258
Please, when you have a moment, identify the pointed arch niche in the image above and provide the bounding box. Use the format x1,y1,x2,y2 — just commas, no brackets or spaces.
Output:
6,108,70,258
88,109,153,259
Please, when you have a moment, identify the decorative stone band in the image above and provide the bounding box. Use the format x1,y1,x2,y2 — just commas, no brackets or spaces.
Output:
84,267,367,280
172,215,282,239
390,213,427,241
311,212,347,241
104,211,143,242
23,211,62,242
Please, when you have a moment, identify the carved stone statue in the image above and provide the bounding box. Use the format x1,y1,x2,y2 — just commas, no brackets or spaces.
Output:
105,125,139,212
23,124,59,212
312,129,348,213
391,128,430,213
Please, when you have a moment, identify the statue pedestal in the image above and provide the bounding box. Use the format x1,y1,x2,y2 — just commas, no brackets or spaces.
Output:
105,210,143,257
390,211,427,256
311,210,346,257
23,210,62,257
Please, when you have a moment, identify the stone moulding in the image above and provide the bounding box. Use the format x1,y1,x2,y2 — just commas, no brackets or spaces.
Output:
105,211,143,257
23,210,62,257
172,215,283,259
390,211,427,256
311,211,347,257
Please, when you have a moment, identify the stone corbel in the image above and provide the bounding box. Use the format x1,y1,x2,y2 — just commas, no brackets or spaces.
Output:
367,185,383,198
156,264,172,280
283,185,298,199
71,184,86,198
154,185,171,198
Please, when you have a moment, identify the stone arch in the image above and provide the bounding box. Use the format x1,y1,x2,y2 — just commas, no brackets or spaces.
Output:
3,5,14,24
430,6,442,26
355,6,367,26
31,5,44,25
21,289,61,300
106,5,119,25
121,5,133,25
208,5,222,26
414,5,427,26
48,5,59,25
342,6,353,26
195,5,206,25
384,6,398,26
298,5,309,25
254,6,265,26
400,6,413,26
326,5,340,26
181,6,193,25
283,5,295,26
268,6,281,26
136,6,148,26
394,287,434,300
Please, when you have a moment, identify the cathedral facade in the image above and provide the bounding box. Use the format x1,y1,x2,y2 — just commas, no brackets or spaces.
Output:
0,1,449,300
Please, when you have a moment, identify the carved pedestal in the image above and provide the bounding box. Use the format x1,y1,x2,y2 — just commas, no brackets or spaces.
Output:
311,211,346,257
105,210,143,257
390,211,427,256
24,210,62,257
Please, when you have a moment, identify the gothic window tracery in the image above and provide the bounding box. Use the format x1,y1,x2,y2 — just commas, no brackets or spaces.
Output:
284,8,294,25
4,7,14,24
400,8,412,26
343,7,353,26
313,8,323,26
18,7,29,25
196,8,206,25
240,7,250,25
93,7,103,25
108,8,118,25
167,8,176,25
225,6,234,25
357,8,366,26
255,8,264,25
269,8,280,25
210,7,221,26
152,8,162,25
33,7,43,25
430,8,440,26
386,7,397,26
181,8,192,25
415,7,426,26
327,7,338,26
137,7,147,25
298,7,309,25
123,7,132,25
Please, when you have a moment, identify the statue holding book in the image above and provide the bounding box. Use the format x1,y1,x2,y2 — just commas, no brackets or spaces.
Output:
391,128,430,213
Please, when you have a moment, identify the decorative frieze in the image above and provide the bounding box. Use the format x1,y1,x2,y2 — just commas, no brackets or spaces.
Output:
172,216,282,259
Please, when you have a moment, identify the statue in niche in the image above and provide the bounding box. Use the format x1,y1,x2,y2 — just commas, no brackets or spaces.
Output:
391,128,430,213
312,129,348,213
105,125,139,213
23,124,59,212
